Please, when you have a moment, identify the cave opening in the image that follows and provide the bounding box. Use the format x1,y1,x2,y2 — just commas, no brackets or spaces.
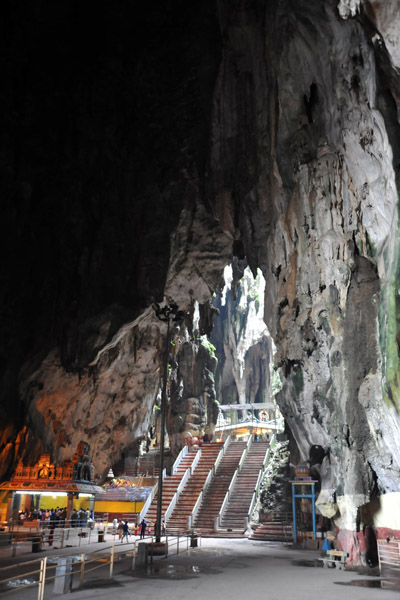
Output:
110,264,283,479
209,264,283,439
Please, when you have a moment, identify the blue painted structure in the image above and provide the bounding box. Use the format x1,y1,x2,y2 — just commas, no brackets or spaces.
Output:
291,480,317,543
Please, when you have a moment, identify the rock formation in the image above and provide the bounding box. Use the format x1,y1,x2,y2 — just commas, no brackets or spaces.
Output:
211,265,272,408
1,0,400,565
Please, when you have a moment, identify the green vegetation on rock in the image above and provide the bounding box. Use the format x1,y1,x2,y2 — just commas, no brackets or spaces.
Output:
200,335,217,359
379,231,400,410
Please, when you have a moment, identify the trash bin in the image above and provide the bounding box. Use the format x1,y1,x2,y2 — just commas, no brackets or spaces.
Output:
190,532,198,548
98,530,105,543
32,535,42,553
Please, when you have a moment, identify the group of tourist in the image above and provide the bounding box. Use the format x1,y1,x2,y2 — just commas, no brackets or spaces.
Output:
18,507,94,528
111,517,165,541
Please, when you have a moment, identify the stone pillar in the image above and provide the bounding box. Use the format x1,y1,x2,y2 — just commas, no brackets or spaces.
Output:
66,492,74,523
89,496,95,518
5,491,15,522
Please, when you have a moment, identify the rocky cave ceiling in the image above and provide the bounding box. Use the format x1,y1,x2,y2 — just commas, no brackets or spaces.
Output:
1,0,400,557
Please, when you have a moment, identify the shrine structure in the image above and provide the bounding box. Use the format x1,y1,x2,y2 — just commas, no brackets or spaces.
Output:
0,442,104,522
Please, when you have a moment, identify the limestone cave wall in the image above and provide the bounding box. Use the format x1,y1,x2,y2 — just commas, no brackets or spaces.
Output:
1,0,400,563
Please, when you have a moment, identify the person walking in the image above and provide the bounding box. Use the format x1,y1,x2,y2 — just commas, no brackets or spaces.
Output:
117,520,124,541
140,519,147,539
122,521,130,543
112,517,118,534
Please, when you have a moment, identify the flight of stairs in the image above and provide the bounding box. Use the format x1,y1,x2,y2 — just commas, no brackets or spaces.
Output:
134,448,161,477
219,441,269,533
193,441,246,535
250,518,293,542
144,448,198,525
167,442,223,533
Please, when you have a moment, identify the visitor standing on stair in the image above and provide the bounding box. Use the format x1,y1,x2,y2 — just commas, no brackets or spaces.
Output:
140,518,147,539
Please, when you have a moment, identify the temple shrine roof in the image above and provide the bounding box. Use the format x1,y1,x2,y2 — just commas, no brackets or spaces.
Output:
0,442,105,494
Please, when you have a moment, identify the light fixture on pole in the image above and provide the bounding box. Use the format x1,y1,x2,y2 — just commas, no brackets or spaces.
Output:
153,301,185,543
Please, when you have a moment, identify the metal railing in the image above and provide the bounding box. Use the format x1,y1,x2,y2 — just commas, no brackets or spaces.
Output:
213,435,231,472
190,447,202,472
169,448,202,526
188,437,231,530
188,470,211,529
138,467,166,522
171,445,189,475
245,435,275,530
164,466,192,522
1,521,108,558
377,539,400,574
7,516,105,532
142,447,201,525
0,531,202,600
245,441,273,528
215,436,251,530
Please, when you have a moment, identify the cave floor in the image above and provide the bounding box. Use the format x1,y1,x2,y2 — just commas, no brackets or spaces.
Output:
1,536,399,600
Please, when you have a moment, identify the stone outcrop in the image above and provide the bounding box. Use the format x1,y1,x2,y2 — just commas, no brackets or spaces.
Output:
211,265,272,407
1,0,400,565
259,0,400,563
168,337,219,454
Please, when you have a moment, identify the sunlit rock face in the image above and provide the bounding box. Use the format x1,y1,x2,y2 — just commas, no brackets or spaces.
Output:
211,266,272,407
1,0,400,565
265,1,400,561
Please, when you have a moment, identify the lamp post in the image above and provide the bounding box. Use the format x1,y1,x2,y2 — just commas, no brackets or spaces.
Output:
153,302,185,543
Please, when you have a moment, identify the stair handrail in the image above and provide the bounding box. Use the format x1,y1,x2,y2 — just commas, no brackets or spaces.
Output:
172,444,189,475
188,464,214,529
213,434,231,473
139,467,166,521
246,439,275,529
215,439,251,529
215,474,234,530
238,435,252,471
188,441,224,529
189,438,236,530
190,446,202,471
164,465,192,522
257,441,273,492
165,448,201,525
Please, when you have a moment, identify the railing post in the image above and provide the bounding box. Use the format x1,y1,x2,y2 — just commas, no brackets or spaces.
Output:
61,529,65,549
177,534,179,555
79,553,85,587
132,540,136,570
109,545,115,579
37,556,47,600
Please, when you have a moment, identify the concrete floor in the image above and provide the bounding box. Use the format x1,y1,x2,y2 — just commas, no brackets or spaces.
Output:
1,535,399,600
